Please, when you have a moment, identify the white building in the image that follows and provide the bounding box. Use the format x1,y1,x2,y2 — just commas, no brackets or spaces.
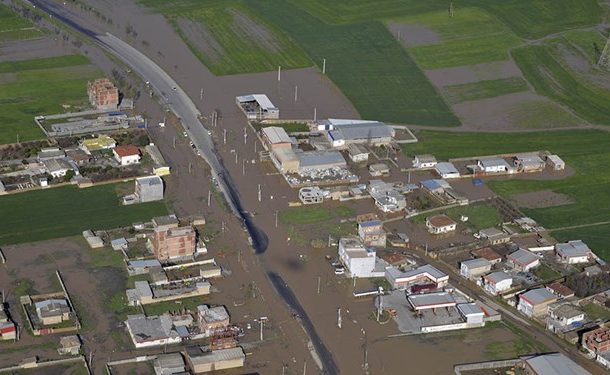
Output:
125,314,181,348
460,258,492,279
385,264,448,290
347,144,369,163
338,237,380,278
477,157,510,173
43,158,77,178
547,303,585,328
413,154,437,169
514,153,545,172
555,240,592,264
482,271,512,296
517,288,557,318
546,154,565,171
435,162,460,179
426,215,456,234
113,145,141,166
507,249,540,272
458,303,485,325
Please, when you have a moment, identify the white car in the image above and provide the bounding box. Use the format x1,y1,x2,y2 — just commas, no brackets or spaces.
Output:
183,131,188,137
334,266,345,275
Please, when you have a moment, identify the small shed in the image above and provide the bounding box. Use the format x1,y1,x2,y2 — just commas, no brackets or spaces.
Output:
546,154,565,171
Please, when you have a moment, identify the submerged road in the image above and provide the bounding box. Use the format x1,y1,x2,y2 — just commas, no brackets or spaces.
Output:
30,1,339,373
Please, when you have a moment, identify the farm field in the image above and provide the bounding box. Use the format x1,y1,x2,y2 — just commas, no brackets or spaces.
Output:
0,3,41,42
404,130,610,257
443,78,529,104
139,0,310,75
0,183,167,246
443,204,502,232
0,55,102,144
295,0,601,39
512,39,610,125
393,7,521,69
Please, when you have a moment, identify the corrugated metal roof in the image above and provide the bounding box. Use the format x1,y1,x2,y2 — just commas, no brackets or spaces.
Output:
521,288,556,305
523,353,590,375
262,127,291,144
236,94,277,110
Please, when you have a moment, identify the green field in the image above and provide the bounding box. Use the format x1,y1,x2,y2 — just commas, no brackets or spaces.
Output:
582,302,610,321
295,0,601,39
0,55,101,144
279,205,354,225
512,39,610,125
553,224,610,261
140,0,310,75
0,184,167,245
443,204,502,231
404,130,610,257
443,77,529,104
395,7,521,69
0,4,41,42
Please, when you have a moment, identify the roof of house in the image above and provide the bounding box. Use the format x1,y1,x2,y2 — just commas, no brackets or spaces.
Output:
547,154,565,164
458,303,484,316
136,175,163,186
369,163,390,172
35,299,69,317
520,288,557,305
154,353,185,369
522,353,590,375
556,240,591,258
43,158,74,173
347,143,369,155
388,264,447,282
152,215,179,227
38,148,65,160
237,94,277,110
461,258,492,270
478,157,510,168
408,292,456,308
197,305,229,323
187,347,245,365
297,150,346,169
479,227,506,239
81,135,116,150
420,179,450,191
551,304,583,320
435,162,459,175
515,153,544,163
113,145,140,157
414,154,437,163
427,215,456,228
508,249,539,267
472,247,502,262
547,282,575,298
359,219,383,229
484,271,512,284
328,121,393,141
59,335,81,348
126,314,179,343
261,127,291,144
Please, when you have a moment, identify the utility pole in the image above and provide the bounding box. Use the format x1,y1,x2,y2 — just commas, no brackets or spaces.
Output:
200,88,203,100
303,361,307,375
317,276,321,294
277,65,281,82
258,184,262,202
223,129,227,145
274,210,278,228
243,127,247,145
322,58,326,74
397,30,401,41
254,141,257,153
313,107,317,122
235,151,238,165
188,162,192,174
221,221,225,234
207,190,211,207
294,85,298,102
449,1,454,17
337,307,342,329
172,136,176,149
242,159,246,175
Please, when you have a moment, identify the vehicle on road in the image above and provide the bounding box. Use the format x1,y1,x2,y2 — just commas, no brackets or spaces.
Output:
183,131,188,137
334,266,345,275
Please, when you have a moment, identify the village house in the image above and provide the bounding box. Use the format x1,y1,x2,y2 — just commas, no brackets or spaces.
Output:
134,175,164,203
514,153,545,172
35,299,71,326
112,145,141,166
385,264,448,290
338,237,383,278
521,353,590,375
546,282,575,299
125,314,181,348
517,288,557,318
582,325,610,369
471,247,502,265
153,353,186,375
426,215,457,235
546,154,565,171
347,144,369,162
460,258,492,279
477,157,511,173
58,335,81,355
43,158,77,178
413,154,437,169
434,162,460,179
150,224,196,262
358,219,386,247
197,305,230,336
87,78,119,110
0,310,16,341
507,249,540,272
555,240,592,264
79,135,116,154
482,271,513,296
186,346,246,373
547,303,585,333
479,228,510,245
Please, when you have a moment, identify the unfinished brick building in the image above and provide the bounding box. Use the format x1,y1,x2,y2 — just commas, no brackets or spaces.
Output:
87,78,119,110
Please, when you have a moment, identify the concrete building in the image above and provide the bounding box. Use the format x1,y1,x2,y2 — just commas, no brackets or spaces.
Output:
113,145,141,166
482,271,513,296
35,299,70,326
546,282,575,299
297,150,346,173
477,157,510,173
87,78,119,110
79,135,116,154
385,264,448,290
521,353,590,375
583,326,610,355
152,215,179,230
153,353,185,375
517,288,557,318
546,155,565,171
368,163,390,177
65,149,91,166
547,304,585,330
324,119,394,148
197,305,230,336
514,153,545,172
507,249,540,272
347,144,369,162
408,292,456,312
358,220,386,247
261,127,292,150
460,258,492,279
125,314,181,348
236,94,279,120
186,347,245,373
37,147,65,162
413,154,437,169
555,240,592,264
135,176,164,203
298,187,327,204
338,237,378,278
43,158,77,178
58,335,81,356
0,310,16,341
271,147,300,174
426,215,457,235
150,226,196,261
479,228,510,245
435,162,460,179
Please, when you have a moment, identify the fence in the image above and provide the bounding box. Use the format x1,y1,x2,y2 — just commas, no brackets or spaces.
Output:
454,359,521,374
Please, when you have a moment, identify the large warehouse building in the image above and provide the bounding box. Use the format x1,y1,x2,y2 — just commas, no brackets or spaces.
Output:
320,119,394,148
236,94,279,120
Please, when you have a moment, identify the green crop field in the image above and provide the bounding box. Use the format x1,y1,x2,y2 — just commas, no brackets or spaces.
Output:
0,4,41,42
296,0,600,39
0,184,167,246
139,0,310,75
394,7,521,69
405,130,610,235
512,40,610,125
443,204,502,231
0,55,101,144
443,77,529,104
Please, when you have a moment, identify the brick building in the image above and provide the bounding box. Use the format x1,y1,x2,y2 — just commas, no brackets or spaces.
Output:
150,226,196,261
87,78,119,110
583,326,610,354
